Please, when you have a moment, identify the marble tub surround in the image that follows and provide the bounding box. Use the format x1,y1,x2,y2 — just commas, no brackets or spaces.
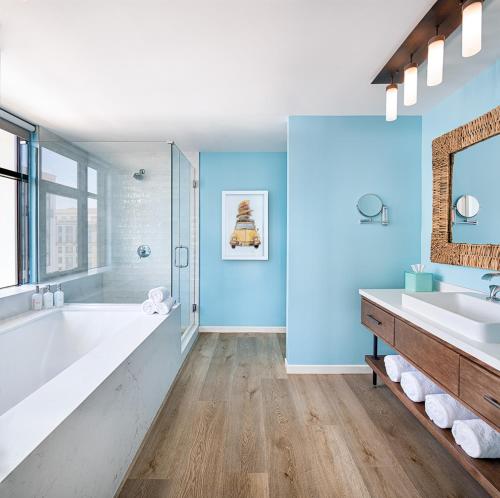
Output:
359,289,500,371
0,304,182,498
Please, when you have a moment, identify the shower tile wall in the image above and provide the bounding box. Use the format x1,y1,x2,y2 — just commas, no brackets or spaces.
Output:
102,161,172,303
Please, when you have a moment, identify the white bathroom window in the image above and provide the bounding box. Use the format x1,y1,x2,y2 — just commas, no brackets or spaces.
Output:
87,167,98,194
39,144,106,280
45,194,78,274
41,147,78,188
87,197,98,269
0,176,18,287
0,124,30,289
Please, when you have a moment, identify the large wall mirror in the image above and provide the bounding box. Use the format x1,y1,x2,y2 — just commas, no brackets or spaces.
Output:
431,106,500,269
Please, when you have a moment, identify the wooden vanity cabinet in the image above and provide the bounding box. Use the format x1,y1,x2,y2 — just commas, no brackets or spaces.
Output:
360,296,500,497
459,357,500,429
361,299,394,345
394,318,460,395
361,297,500,428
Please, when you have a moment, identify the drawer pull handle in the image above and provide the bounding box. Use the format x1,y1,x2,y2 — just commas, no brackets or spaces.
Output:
367,314,382,326
483,395,500,410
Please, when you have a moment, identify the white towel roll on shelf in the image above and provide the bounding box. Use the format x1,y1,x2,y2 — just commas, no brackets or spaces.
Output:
384,355,416,382
452,419,500,459
424,393,475,429
400,370,444,402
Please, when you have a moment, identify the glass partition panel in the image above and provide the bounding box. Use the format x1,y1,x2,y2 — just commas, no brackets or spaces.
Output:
35,134,196,315
36,134,173,303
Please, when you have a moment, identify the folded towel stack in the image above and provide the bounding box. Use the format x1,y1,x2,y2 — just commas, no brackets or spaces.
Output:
149,286,170,304
141,299,156,315
400,370,443,402
425,394,475,429
452,419,500,458
142,287,175,316
384,355,416,382
156,296,176,315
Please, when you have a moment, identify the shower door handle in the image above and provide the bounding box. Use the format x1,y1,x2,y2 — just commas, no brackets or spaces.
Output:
174,246,181,268
174,246,189,268
179,246,189,268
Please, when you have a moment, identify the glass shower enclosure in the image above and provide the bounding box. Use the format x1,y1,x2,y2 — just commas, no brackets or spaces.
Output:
35,132,196,334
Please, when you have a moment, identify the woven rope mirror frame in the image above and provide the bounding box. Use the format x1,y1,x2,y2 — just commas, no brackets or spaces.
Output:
431,105,500,270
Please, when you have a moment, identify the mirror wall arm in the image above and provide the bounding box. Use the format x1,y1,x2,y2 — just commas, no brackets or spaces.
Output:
358,205,389,225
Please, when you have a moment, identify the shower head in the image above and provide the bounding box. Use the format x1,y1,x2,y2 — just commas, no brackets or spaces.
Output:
133,169,146,180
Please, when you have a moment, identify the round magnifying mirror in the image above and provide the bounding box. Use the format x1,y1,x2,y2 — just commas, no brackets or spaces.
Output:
456,195,480,218
357,194,383,218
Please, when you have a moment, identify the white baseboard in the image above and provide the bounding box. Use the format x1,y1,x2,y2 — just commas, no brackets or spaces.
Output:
285,358,371,374
198,326,286,334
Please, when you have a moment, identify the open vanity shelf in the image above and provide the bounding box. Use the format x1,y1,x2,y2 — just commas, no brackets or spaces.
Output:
366,355,500,497
360,293,500,497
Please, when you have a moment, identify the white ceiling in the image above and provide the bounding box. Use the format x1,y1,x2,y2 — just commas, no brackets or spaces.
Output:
0,0,499,152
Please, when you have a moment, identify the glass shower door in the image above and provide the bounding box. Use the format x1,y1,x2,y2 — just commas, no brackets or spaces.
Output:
172,145,194,333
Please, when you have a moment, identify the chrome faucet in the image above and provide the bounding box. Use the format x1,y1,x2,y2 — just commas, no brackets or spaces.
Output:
481,273,500,301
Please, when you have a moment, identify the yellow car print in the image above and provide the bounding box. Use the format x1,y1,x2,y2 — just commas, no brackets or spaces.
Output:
230,221,261,249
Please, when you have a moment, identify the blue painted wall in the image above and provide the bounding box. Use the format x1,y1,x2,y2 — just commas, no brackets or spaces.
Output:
200,152,287,326
287,116,422,365
421,59,500,291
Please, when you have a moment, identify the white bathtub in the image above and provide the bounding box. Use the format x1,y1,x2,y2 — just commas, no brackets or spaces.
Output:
0,304,183,498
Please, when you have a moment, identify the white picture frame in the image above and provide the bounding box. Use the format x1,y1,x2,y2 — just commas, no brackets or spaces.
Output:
221,190,268,260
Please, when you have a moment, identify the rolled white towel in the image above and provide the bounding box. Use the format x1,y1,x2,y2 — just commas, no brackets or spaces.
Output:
148,286,170,304
155,296,175,315
141,299,156,315
384,355,416,382
400,370,444,402
452,419,500,458
425,394,475,429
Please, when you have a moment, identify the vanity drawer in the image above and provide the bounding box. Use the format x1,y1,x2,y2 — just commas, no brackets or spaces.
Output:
394,319,459,395
459,358,500,429
361,299,394,345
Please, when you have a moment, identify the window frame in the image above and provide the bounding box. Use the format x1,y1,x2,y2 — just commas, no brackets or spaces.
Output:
38,141,106,281
0,121,30,289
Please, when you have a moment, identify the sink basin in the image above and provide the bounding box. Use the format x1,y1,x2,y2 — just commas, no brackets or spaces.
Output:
401,292,500,343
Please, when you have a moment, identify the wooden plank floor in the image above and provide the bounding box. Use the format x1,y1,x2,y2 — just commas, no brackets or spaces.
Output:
118,333,489,498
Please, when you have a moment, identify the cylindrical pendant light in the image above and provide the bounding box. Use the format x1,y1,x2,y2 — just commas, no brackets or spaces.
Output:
427,33,445,86
385,82,398,122
404,62,418,106
462,0,482,57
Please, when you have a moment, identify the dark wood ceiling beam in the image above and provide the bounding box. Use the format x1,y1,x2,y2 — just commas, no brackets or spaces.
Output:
372,0,465,84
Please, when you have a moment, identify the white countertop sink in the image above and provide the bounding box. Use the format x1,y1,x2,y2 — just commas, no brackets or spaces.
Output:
402,292,500,343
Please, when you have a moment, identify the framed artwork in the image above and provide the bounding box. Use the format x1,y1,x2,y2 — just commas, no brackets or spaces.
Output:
221,191,268,260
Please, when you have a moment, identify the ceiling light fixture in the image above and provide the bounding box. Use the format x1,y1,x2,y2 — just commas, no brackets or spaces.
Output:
385,76,398,122
427,27,445,87
462,0,483,57
404,59,418,106
373,0,490,123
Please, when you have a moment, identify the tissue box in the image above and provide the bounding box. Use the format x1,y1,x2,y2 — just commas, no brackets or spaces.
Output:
405,272,433,292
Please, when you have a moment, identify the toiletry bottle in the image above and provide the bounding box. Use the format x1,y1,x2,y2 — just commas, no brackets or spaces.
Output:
54,283,64,308
43,285,54,309
32,285,43,311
